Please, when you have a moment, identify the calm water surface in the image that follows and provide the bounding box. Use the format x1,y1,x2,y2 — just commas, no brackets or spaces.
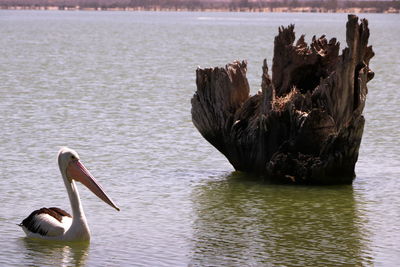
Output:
0,11,399,266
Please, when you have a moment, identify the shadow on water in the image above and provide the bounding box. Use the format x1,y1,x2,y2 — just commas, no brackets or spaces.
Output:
18,238,89,267
190,171,373,266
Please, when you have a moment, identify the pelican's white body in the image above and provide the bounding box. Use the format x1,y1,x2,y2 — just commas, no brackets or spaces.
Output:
21,180,91,241
20,147,119,242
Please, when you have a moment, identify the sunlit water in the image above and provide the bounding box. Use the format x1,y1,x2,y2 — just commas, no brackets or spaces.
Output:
0,11,399,266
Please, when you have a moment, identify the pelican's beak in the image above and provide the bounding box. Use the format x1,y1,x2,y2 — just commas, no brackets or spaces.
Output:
67,160,120,211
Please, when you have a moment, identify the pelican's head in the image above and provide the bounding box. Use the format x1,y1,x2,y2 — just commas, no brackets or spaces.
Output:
58,147,120,211
58,147,81,172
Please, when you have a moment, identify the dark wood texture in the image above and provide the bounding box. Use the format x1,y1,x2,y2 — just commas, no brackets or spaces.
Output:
191,14,374,184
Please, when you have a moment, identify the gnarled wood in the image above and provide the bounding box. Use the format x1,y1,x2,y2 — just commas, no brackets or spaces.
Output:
191,14,374,184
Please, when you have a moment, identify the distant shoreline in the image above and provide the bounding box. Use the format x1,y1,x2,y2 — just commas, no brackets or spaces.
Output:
1,5,399,14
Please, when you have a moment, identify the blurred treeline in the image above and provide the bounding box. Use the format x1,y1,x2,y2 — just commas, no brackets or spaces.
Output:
0,0,399,12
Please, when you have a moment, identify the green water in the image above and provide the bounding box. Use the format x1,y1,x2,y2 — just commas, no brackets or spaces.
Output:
0,10,399,266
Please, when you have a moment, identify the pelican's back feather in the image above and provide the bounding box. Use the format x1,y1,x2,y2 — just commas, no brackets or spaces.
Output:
20,207,72,237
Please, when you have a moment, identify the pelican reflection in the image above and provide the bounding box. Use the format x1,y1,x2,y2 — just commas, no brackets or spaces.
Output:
20,238,89,267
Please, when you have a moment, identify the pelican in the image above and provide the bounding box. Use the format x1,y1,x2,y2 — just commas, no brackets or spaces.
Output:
19,147,120,241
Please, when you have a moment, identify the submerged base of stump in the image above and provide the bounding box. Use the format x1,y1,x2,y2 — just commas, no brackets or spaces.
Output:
191,14,374,185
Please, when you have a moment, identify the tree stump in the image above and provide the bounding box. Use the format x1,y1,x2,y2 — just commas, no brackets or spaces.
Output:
191,14,374,184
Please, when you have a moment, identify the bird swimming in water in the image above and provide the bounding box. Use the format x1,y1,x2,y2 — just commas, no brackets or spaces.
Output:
19,147,120,241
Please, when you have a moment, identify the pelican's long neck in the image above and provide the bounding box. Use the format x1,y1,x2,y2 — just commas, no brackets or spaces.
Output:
58,156,91,241
61,169,91,241
63,176,86,219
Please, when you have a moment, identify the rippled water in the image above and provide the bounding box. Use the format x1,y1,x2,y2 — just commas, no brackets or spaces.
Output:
0,11,399,266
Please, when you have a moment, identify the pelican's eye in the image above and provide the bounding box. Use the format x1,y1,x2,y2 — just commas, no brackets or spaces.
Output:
71,155,77,160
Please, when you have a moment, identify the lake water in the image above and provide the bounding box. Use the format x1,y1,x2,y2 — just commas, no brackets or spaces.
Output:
0,10,399,266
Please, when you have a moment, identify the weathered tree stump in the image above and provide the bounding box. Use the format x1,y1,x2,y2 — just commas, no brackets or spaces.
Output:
191,15,374,184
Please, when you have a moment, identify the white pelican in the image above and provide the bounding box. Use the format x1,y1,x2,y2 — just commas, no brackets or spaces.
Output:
19,147,120,241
